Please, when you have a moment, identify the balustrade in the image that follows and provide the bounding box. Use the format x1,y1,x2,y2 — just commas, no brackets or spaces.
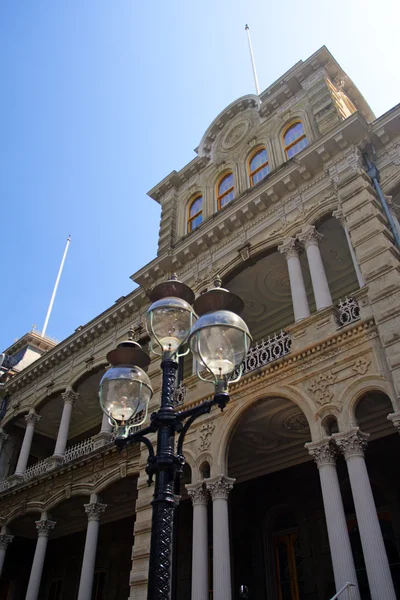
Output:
336,297,360,327
234,331,292,378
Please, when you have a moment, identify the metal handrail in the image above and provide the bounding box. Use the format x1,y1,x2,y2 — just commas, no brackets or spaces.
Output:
329,582,356,600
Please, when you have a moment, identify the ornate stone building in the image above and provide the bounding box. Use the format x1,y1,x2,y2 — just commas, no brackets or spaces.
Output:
1,45,400,600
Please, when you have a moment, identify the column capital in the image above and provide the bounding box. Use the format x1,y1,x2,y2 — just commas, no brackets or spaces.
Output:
333,428,369,459
35,519,56,538
388,412,400,433
205,475,235,500
61,387,79,406
25,411,40,426
84,502,107,522
332,208,345,227
278,237,300,260
186,482,209,506
298,225,323,248
305,438,337,467
0,533,13,550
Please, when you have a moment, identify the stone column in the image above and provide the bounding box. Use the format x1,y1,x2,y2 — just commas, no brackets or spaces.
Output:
306,439,360,599
77,495,107,600
278,237,310,321
0,532,13,577
53,388,79,458
25,515,56,600
206,475,235,600
388,412,400,433
14,410,41,476
332,209,365,288
187,482,209,600
333,428,396,600
298,225,332,310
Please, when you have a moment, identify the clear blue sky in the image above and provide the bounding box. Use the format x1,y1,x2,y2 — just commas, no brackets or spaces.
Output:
1,0,399,351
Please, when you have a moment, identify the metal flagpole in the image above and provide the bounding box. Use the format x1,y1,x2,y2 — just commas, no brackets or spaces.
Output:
245,24,260,95
41,235,71,337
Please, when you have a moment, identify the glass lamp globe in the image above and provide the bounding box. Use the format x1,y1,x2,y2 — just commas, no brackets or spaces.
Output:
189,309,252,379
146,296,196,353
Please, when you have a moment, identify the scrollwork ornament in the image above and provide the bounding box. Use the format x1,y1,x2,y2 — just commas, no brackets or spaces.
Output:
205,475,235,500
305,438,336,467
84,502,107,521
333,428,369,459
35,519,56,538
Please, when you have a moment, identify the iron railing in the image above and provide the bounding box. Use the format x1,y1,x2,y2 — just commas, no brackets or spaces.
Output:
234,331,292,378
336,297,360,327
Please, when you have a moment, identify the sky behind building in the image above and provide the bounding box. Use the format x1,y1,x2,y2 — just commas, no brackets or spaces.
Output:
1,0,399,350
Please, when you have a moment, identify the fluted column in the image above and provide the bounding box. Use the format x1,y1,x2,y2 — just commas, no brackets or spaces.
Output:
306,438,360,599
0,532,13,577
187,482,209,600
53,388,79,457
278,237,310,321
15,410,40,476
206,475,235,600
388,412,400,434
77,496,107,600
298,225,332,310
332,209,365,288
333,428,396,600
25,515,56,600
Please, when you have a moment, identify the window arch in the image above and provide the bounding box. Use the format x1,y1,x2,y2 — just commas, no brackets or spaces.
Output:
248,147,270,186
217,173,234,209
283,121,308,159
187,195,203,232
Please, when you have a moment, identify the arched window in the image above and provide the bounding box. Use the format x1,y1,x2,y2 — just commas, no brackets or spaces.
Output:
217,173,234,209
187,195,203,232
283,121,308,159
249,147,270,186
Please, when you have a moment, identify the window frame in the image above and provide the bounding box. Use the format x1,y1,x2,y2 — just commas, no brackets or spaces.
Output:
283,121,307,160
216,172,235,210
248,147,269,186
187,194,203,233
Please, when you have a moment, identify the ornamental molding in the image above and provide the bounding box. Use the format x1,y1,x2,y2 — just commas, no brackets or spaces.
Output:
333,428,369,459
352,356,371,375
198,422,215,452
61,387,79,406
309,372,337,406
84,502,107,521
35,519,56,537
205,475,235,500
186,482,209,506
305,438,337,467
0,534,13,550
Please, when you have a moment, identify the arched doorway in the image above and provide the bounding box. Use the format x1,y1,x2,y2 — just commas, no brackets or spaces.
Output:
226,396,333,600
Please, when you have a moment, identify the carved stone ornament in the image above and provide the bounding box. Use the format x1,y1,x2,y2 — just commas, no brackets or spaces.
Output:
309,372,337,406
84,502,107,521
238,243,251,262
186,482,209,506
333,428,369,459
222,120,250,150
0,533,14,550
305,438,336,467
332,208,345,227
298,225,324,248
25,411,41,427
352,357,371,375
198,422,215,452
278,237,299,260
205,475,235,500
387,412,400,434
282,412,309,433
35,519,56,538
61,387,79,406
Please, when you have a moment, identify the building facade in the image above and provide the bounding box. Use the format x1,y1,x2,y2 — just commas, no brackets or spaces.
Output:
1,46,400,600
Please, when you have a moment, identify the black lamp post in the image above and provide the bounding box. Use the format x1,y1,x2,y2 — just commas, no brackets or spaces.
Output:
99,276,251,600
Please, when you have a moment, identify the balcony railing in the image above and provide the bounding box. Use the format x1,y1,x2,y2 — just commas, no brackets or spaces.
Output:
63,437,96,464
23,458,49,482
336,297,360,327
234,330,292,378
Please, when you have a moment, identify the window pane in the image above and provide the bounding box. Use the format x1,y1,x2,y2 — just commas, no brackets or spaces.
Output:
284,122,305,146
191,214,202,230
219,174,233,195
250,149,267,172
190,196,202,217
253,165,270,184
220,190,234,207
287,137,308,159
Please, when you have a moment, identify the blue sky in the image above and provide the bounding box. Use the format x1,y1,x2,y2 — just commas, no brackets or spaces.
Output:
1,0,399,351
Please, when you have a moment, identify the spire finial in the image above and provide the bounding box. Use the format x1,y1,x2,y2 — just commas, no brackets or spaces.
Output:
244,24,260,95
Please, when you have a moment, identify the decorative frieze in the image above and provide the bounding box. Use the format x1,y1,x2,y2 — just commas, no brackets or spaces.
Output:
333,428,369,459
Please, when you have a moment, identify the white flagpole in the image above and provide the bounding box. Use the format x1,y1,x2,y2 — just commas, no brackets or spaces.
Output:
245,24,260,95
41,235,71,337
